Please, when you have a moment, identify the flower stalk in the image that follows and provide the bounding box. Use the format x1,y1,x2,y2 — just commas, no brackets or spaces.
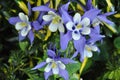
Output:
79,57,88,79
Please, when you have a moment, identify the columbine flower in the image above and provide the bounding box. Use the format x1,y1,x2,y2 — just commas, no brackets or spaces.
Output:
71,43,99,61
32,2,71,33
32,49,75,80
60,13,91,51
85,0,116,28
15,12,31,37
9,12,34,44
42,11,64,32
82,44,98,59
66,13,90,40
9,2,37,44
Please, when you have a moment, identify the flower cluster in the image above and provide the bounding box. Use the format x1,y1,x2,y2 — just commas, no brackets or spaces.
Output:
32,49,75,80
8,0,115,79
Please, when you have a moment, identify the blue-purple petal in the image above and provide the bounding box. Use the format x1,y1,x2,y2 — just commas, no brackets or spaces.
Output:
88,28,105,43
73,36,86,54
93,25,100,34
9,17,21,25
38,12,45,22
19,32,25,41
32,6,55,12
59,58,76,64
32,21,43,30
71,51,79,59
27,2,32,16
28,30,34,44
32,62,46,70
83,9,101,21
59,3,72,23
59,68,69,80
103,12,116,16
44,71,53,80
80,52,84,62
60,31,72,50
97,15,114,25
86,0,94,10
60,2,70,11
47,50,56,58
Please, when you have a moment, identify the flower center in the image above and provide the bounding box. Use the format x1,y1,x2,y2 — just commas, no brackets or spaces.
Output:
51,62,57,68
76,24,82,29
52,16,61,24
20,22,27,27
85,46,91,51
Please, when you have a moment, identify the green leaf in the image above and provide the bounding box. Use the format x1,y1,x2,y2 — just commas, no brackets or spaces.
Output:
69,73,79,80
108,71,114,79
66,62,81,76
19,41,28,51
114,37,120,49
103,22,117,33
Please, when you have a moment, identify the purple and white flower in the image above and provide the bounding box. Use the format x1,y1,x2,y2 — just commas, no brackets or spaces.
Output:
66,13,90,40
15,12,31,37
9,12,34,44
32,2,71,33
43,11,64,32
85,0,116,28
32,49,75,80
82,44,98,59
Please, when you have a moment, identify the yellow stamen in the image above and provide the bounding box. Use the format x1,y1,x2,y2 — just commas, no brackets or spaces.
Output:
86,46,91,51
52,62,57,68
76,24,82,29
52,16,61,24
20,22,27,27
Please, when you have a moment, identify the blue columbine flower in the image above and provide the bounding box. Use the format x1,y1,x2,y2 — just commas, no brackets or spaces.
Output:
32,49,75,80
9,2,35,44
15,12,31,37
32,2,71,33
72,42,99,61
66,13,90,40
84,0,115,27
42,11,65,32
60,12,92,51
9,12,34,44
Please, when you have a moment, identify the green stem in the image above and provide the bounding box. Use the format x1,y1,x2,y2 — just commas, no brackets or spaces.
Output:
79,57,88,79
54,75,56,80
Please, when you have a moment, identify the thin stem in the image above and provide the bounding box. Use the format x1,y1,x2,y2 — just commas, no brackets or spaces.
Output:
54,75,57,80
79,57,88,79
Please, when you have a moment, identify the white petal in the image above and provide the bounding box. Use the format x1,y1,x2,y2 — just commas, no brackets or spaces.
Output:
58,23,65,32
46,58,53,63
73,13,81,24
48,11,56,16
81,27,91,35
72,31,81,40
84,49,93,58
80,17,90,27
44,63,52,72
49,23,58,32
52,67,59,74
43,15,54,21
91,46,98,51
57,61,66,69
19,12,28,22
15,22,24,30
27,24,32,31
21,27,30,36
66,21,74,30
92,18,101,27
